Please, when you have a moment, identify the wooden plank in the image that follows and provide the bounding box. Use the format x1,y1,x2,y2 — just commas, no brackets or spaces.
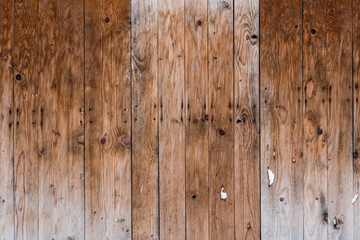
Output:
353,0,360,237
37,0,85,239
260,0,303,239
326,0,353,238
85,0,131,239
131,0,159,238
158,0,185,239
13,0,39,238
302,0,328,239
0,0,14,238
184,0,209,238
208,0,234,239
234,0,260,239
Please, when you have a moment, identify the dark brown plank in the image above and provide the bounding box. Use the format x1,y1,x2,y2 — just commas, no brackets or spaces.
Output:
0,0,14,238
184,0,209,238
37,0,85,239
303,0,328,238
208,0,234,239
158,0,186,238
131,0,159,238
13,0,39,238
260,0,303,238
234,0,260,239
85,0,131,239
326,0,353,238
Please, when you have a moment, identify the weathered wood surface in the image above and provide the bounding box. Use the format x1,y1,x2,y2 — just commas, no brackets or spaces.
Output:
158,0,186,239
303,0,328,239
208,0,234,239
260,0,303,239
0,0,14,238
326,0,353,238
13,0,39,238
184,0,209,239
234,0,260,239
131,0,159,239
1,0,360,239
85,0,131,239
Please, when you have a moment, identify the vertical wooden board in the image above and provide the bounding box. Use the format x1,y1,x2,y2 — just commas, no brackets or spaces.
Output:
85,0,131,239
326,0,353,238
208,0,234,239
131,0,159,239
38,0,85,239
184,0,209,239
0,0,14,238
158,0,185,239
234,0,260,239
13,0,38,239
302,0,328,239
353,0,360,237
260,0,303,239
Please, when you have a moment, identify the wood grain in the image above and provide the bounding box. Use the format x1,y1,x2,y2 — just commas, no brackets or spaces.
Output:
37,1,84,239
303,0,328,239
326,0,353,238
184,0,209,238
353,0,360,237
234,0,260,239
260,0,303,239
0,0,14,238
131,0,159,238
158,0,185,239
85,0,131,239
208,0,234,239
13,0,39,238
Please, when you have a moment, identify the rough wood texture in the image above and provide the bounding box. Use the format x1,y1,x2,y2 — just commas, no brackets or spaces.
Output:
260,0,303,239
131,0,159,238
1,1,360,239
13,0,39,238
354,0,360,237
208,0,234,239
326,0,353,238
303,0,328,239
234,0,260,239
85,0,131,239
37,1,84,239
158,0,185,239
0,0,14,238
184,0,209,238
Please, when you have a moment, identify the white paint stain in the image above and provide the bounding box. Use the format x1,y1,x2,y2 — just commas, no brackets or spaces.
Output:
273,152,276,157
140,185,143,193
267,168,274,186
221,188,227,200
333,218,337,226
352,193,359,204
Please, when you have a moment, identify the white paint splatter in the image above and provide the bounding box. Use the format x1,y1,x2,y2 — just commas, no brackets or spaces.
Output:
221,188,227,200
333,218,337,226
267,168,274,186
273,152,276,157
352,194,359,204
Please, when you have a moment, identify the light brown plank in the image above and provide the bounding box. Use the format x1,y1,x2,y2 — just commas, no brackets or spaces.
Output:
131,0,159,238
158,0,185,239
208,0,234,239
354,0,360,237
184,0,209,238
0,0,14,238
85,0,131,239
37,0,85,239
326,0,353,238
13,0,39,238
260,0,303,239
303,0,328,239
234,0,260,239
